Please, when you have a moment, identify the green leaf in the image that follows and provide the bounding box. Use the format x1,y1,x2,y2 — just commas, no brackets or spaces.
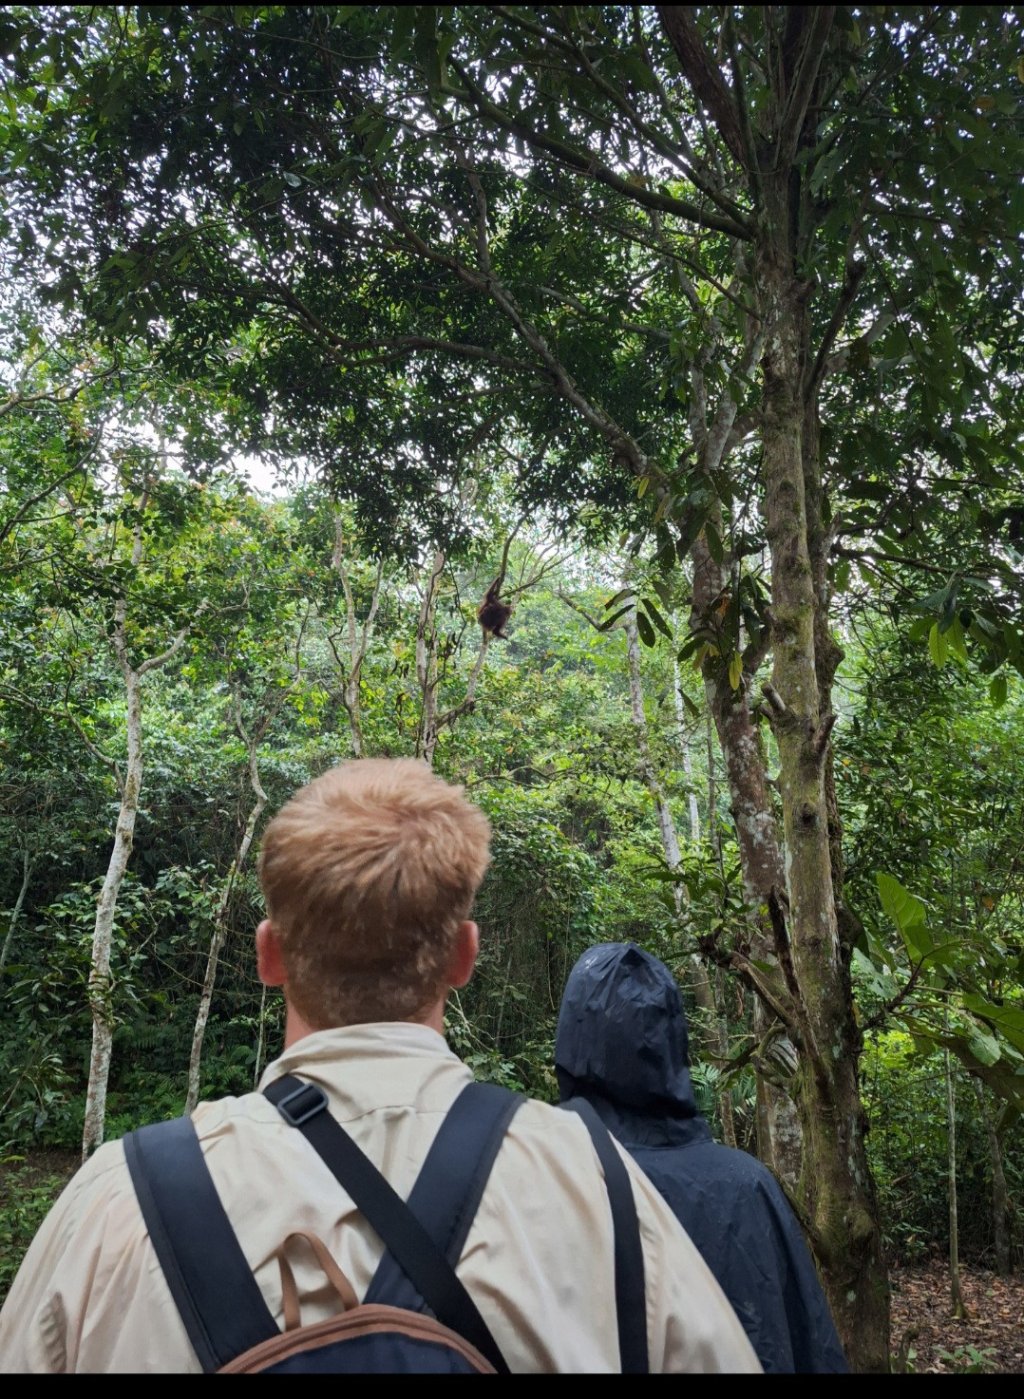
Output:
990,673,1008,706
641,597,673,640
652,576,673,611
877,872,925,929
876,870,930,962
961,996,1024,1056
928,622,949,668
598,604,632,631
946,615,969,663
604,588,634,611
619,54,659,94
391,5,417,54
636,610,656,647
967,1027,1002,1067
727,651,743,691
282,171,302,188
902,1021,1024,1111
679,689,701,719
910,586,951,615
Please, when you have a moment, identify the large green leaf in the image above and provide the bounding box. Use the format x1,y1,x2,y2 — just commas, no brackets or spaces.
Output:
966,1025,1001,1066
876,875,920,929
961,995,1024,1056
876,872,931,961
928,621,949,667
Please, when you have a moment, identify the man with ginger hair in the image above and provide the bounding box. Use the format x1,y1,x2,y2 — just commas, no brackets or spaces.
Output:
0,759,759,1374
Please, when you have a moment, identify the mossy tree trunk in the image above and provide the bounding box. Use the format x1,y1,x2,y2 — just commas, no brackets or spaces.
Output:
751,223,889,1367
691,528,803,1191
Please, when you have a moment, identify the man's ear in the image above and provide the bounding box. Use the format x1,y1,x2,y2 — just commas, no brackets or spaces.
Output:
448,920,480,990
256,919,288,988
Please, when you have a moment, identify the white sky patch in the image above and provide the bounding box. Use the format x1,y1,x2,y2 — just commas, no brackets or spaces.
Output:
232,451,289,496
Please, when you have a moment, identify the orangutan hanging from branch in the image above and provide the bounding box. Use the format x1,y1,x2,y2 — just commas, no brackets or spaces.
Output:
476,520,526,641
477,577,512,639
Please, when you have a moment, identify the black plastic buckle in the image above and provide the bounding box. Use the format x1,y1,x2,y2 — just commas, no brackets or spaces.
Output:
275,1082,328,1127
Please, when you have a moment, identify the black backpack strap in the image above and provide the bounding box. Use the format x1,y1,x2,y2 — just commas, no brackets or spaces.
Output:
561,1097,649,1375
124,1116,279,1373
364,1080,524,1308
264,1074,514,1375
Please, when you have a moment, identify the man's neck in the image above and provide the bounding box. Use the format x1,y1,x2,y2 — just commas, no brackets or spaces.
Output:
282,996,448,1049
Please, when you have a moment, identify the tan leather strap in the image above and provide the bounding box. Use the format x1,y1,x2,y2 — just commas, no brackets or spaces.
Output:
277,1231,359,1331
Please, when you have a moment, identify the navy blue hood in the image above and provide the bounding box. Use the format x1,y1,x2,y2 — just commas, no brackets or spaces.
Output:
554,942,848,1374
555,943,708,1146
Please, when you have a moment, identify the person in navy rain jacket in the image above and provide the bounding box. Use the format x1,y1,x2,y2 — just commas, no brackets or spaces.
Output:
555,942,849,1375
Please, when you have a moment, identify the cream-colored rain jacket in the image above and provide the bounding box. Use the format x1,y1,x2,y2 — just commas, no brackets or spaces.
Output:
0,1023,761,1373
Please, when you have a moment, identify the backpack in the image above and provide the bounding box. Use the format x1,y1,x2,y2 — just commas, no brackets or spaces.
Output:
123,1074,648,1374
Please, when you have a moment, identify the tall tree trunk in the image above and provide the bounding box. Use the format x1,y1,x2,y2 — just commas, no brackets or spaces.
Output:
972,1079,1012,1276
185,744,268,1114
713,967,739,1149
653,8,887,1363
673,654,701,842
253,982,269,1089
415,548,446,766
332,517,384,758
82,660,142,1161
81,477,199,1160
0,847,33,979
757,249,888,1368
704,705,720,869
692,533,803,1190
694,669,739,1149
624,611,682,895
946,1048,968,1318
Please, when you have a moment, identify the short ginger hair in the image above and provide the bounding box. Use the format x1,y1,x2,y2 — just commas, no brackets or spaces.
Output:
258,758,492,1027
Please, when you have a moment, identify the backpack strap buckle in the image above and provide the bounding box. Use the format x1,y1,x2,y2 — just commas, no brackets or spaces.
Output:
273,1080,328,1127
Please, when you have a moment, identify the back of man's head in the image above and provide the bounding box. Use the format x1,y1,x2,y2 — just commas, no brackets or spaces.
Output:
258,758,492,1028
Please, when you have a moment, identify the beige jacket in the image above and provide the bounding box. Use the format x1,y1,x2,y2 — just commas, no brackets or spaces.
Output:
0,1023,761,1373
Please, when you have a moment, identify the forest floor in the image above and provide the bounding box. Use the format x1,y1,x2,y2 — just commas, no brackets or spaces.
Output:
890,1258,1024,1373
2,1150,1022,1372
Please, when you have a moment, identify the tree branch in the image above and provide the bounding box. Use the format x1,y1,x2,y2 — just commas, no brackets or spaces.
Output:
557,591,606,632
543,6,753,224
862,956,927,1032
811,711,837,761
806,257,866,400
0,683,123,789
136,600,209,676
762,683,788,716
0,366,120,419
0,447,98,548
698,928,798,1030
447,57,752,239
777,6,837,168
656,6,748,167
723,9,763,199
